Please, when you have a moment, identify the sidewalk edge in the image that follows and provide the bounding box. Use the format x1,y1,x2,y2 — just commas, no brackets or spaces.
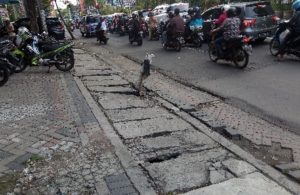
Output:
73,76,156,195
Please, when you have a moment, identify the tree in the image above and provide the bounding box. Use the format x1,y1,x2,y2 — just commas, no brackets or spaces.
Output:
23,0,39,32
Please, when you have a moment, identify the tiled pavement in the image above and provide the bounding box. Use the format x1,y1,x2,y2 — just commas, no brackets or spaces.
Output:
0,67,137,194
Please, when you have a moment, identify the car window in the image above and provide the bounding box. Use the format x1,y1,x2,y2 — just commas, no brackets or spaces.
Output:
245,2,274,17
169,4,189,12
86,16,100,24
202,8,221,20
202,9,214,20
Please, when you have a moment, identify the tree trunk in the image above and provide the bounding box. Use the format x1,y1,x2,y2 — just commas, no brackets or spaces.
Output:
24,0,39,33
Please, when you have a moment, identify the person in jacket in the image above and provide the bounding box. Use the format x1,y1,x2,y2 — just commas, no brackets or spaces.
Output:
212,7,241,57
148,11,157,40
129,13,141,41
214,5,230,27
278,0,300,59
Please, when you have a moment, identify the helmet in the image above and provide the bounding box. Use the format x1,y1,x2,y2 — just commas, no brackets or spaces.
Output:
148,11,154,17
132,13,137,18
193,7,201,14
174,8,180,15
227,7,236,18
222,4,231,12
292,0,300,11
168,11,174,18
17,27,32,42
188,8,194,15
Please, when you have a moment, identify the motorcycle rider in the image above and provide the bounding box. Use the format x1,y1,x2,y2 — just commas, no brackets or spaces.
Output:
96,17,108,42
164,8,185,45
161,11,174,45
189,7,203,28
278,0,300,59
214,5,230,27
129,13,141,42
211,7,241,57
148,11,158,40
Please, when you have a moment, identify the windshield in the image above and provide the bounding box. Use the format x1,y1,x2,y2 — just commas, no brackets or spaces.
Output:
86,17,100,24
245,3,274,17
169,4,189,12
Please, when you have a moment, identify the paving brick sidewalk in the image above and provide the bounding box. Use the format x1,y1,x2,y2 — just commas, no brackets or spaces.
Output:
0,67,138,194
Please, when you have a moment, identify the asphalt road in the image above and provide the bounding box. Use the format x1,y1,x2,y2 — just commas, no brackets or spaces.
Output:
74,31,300,135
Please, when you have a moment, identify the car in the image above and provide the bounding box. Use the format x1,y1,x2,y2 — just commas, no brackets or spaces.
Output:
80,15,100,37
154,3,189,23
153,4,169,15
201,1,279,42
46,17,65,40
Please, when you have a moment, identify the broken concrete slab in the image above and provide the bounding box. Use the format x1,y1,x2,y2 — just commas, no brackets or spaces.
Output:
105,107,173,122
275,162,300,173
82,75,124,82
145,148,230,193
288,170,300,181
209,169,234,184
84,79,129,87
96,93,152,110
88,86,134,93
222,158,257,177
114,117,192,139
183,172,292,195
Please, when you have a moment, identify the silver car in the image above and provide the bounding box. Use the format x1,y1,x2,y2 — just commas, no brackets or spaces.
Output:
202,1,279,42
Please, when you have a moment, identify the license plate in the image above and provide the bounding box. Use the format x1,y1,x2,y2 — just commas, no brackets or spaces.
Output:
243,44,252,55
259,33,267,37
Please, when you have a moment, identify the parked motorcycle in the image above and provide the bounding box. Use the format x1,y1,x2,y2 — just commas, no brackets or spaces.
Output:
14,27,74,72
0,39,27,73
269,21,300,58
0,59,9,86
209,36,252,68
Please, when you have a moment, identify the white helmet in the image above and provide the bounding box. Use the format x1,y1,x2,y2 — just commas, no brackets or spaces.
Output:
222,5,231,12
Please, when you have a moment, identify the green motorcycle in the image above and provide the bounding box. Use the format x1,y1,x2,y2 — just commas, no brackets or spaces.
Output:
14,27,74,72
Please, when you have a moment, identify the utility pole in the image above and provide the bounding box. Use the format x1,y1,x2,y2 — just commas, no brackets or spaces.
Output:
54,0,75,40
23,0,39,33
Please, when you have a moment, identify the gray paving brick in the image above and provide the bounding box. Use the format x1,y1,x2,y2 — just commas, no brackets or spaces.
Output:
110,186,137,195
105,173,129,183
5,153,32,171
106,180,132,190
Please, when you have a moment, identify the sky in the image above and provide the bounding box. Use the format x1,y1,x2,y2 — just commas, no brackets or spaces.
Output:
54,0,78,9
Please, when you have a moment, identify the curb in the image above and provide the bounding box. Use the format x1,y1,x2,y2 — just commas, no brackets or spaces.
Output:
73,76,156,195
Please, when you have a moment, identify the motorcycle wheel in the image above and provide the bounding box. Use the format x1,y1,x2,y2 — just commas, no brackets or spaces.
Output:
0,66,9,86
195,38,202,48
233,49,249,69
176,43,181,52
208,44,218,62
13,56,27,73
269,38,280,56
138,39,143,46
55,50,75,72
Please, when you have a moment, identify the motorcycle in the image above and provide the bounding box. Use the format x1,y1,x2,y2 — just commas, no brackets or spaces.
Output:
128,24,143,46
163,33,183,52
148,26,160,41
96,29,108,45
0,39,27,73
269,21,300,58
209,35,252,68
184,26,204,47
0,58,9,86
14,27,75,72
